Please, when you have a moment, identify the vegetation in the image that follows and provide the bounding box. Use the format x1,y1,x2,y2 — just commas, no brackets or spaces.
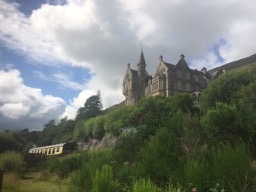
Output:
1,67,256,191
0,151,24,174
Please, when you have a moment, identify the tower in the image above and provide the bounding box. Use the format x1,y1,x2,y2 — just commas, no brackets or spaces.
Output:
137,49,147,99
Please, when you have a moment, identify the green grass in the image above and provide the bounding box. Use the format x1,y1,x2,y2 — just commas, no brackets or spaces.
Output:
2,172,69,192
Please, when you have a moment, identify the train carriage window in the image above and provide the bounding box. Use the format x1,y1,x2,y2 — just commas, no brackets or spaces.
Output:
52,148,55,154
48,149,51,155
56,147,59,152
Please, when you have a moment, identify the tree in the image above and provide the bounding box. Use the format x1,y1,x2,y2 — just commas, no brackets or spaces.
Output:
201,102,256,143
200,68,256,111
37,119,57,145
76,91,103,121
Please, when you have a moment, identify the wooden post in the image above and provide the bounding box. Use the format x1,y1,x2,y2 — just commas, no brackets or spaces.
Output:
0,169,4,192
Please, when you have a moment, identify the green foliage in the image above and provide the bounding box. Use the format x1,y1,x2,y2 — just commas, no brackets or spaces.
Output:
200,67,256,111
104,105,135,136
167,93,195,113
68,149,112,192
133,179,160,192
0,129,39,154
232,81,256,110
76,91,103,121
209,142,253,191
92,164,118,192
0,151,24,174
139,116,184,185
47,153,86,178
37,119,57,145
184,158,210,190
37,118,76,145
113,133,144,164
201,102,256,143
92,116,105,140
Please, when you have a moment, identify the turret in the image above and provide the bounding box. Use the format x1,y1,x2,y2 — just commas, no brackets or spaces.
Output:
137,49,147,98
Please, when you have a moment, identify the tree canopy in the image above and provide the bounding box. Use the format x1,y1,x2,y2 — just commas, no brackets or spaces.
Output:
76,91,103,121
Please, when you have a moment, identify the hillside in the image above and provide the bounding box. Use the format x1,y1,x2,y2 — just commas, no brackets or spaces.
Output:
1,66,256,191
209,53,256,74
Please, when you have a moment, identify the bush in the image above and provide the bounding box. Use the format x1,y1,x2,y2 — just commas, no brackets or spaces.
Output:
0,151,24,174
210,142,254,191
184,158,210,191
133,179,160,192
139,116,184,185
68,149,113,192
92,164,118,192
48,152,86,178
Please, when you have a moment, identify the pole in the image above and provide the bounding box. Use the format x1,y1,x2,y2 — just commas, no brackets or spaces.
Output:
0,169,4,192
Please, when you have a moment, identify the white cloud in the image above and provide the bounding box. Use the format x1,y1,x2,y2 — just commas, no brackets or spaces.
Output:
0,69,65,130
34,70,86,91
1,0,256,124
60,89,94,119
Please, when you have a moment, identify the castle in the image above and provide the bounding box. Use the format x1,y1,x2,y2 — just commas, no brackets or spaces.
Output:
122,51,211,105
123,51,256,106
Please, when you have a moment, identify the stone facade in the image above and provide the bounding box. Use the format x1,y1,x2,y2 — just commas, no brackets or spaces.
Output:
123,51,211,105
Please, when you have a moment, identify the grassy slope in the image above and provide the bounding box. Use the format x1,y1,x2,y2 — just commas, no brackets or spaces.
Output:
2,172,68,192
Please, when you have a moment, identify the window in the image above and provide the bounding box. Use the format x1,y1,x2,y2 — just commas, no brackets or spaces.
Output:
177,70,182,78
56,147,60,153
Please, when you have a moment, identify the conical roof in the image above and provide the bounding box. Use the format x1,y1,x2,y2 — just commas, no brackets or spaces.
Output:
137,50,146,67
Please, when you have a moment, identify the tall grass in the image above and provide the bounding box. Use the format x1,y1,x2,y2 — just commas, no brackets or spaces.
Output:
133,179,160,192
210,142,253,191
184,158,210,190
68,149,112,192
92,165,118,192
47,152,87,178
0,151,24,175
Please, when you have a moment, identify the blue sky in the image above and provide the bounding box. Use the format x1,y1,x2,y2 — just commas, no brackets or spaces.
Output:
1,0,256,130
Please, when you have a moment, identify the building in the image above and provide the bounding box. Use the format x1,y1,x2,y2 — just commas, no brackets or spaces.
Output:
123,51,211,105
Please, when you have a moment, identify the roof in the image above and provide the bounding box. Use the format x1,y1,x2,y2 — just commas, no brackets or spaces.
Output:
164,62,175,70
208,53,256,74
29,143,66,151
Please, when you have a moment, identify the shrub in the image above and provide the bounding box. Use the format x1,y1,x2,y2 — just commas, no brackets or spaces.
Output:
92,164,118,192
184,158,210,191
139,116,184,185
133,179,160,192
210,142,254,191
48,152,86,178
68,149,113,192
0,151,24,174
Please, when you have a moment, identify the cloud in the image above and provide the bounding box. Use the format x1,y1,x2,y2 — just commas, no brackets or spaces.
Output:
34,70,86,91
1,0,256,123
0,69,66,130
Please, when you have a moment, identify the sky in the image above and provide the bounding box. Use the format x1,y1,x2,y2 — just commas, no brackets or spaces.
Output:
0,0,256,131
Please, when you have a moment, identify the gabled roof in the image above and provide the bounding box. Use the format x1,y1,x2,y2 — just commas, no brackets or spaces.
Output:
164,62,175,70
174,54,190,70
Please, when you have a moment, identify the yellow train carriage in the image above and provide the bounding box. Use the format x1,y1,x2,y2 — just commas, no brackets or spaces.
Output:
28,143,77,156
